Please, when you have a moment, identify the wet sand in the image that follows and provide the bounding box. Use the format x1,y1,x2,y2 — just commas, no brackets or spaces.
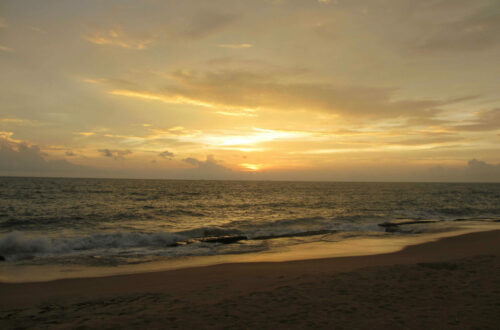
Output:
1,230,500,329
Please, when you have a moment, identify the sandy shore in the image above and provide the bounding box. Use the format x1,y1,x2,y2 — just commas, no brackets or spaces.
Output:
1,230,500,329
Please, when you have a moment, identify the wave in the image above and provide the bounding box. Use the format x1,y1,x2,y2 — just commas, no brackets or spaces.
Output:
0,208,207,229
2,215,497,260
161,209,206,217
252,229,338,240
377,217,500,233
0,216,379,260
222,215,380,239
0,231,187,258
0,227,252,259
0,217,356,260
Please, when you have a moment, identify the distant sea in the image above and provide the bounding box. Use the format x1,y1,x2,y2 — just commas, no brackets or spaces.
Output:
1,177,500,280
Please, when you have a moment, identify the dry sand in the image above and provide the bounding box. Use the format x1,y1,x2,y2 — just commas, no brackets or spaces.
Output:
1,230,500,329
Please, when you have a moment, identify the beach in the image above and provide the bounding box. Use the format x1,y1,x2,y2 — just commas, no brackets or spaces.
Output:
3,0,500,328
1,229,499,329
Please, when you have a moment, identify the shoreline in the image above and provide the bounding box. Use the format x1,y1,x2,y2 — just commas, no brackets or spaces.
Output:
1,221,499,283
1,228,499,302
1,229,499,328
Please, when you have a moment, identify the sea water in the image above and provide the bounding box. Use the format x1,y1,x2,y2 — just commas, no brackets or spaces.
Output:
1,177,499,280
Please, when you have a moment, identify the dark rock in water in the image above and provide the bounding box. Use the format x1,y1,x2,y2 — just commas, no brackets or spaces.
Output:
0,255,5,261
253,229,338,240
200,236,247,244
378,220,440,233
378,220,439,228
384,226,400,233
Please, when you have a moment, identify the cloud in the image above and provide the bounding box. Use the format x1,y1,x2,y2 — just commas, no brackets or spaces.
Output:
74,131,96,137
183,154,218,167
107,69,471,121
159,150,174,159
108,89,215,108
417,2,500,52
0,138,87,176
0,118,25,124
84,10,238,48
182,155,235,179
98,149,132,160
466,159,500,179
385,134,463,147
428,159,500,182
0,44,14,52
84,27,153,50
215,110,257,117
96,126,201,149
178,11,238,39
217,43,253,49
453,108,500,131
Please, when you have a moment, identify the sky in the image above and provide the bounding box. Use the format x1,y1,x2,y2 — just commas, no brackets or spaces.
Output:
1,0,500,181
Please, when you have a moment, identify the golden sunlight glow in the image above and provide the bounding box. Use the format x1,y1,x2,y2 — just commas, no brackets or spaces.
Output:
215,111,257,117
109,89,215,108
84,29,152,50
0,44,14,52
0,118,25,123
217,43,253,49
82,78,101,84
240,163,263,171
200,128,306,147
74,132,96,137
108,89,263,115
3,0,500,181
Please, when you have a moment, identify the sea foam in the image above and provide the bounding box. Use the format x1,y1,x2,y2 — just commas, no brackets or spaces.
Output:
0,231,187,259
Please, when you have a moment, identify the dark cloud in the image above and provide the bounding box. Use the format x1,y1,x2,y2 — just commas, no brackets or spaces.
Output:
417,2,500,52
453,108,500,131
2,137,499,182
182,155,236,179
183,154,222,168
179,11,238,39
159,150,174,159
0,139,87,176
98,149,132,160
116,69,474,121
428,159,500,182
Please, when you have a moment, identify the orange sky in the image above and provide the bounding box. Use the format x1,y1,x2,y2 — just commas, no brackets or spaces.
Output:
1,0,500,181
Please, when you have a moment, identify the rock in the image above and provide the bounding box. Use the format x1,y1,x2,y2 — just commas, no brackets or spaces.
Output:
378,219,439,233
200,235,247,244
384,226,400,233
253,229,337,240
378,219,439,228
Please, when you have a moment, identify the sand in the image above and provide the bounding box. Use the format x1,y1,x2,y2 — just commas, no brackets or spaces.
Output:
1,230,500,329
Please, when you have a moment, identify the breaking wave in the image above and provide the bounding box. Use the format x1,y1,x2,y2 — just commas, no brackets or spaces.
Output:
0,215,379,260
0,231,186,258
1,215,498,261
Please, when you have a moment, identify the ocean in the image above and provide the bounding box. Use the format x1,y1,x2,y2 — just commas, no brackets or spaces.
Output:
1,177,500,281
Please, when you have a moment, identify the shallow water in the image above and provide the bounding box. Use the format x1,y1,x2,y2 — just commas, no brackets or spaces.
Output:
1,177,499,280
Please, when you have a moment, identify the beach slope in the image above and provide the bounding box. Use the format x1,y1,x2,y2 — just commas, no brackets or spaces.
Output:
1,230,500,329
